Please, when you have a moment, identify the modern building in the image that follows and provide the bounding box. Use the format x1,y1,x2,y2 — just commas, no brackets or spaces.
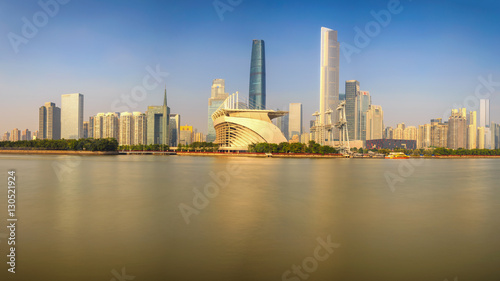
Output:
119,112,133,146
492,122,500,149
3,132,10,141
146,90,170,145
366,105,384,140
417,124,431,149
103,112,120,140
403,126,418,141
11,128,20,141
366,139,417,150
83,121,89,138
384,127,394,139
447,109,467,149
356,91,371,141
179,125,193,146
212,93,287,151
21,129,31,141
477,127,485,149
194,132,205,143
430,119,448,148
38,102,61,140
207,79,229,142
467,111,477,149
93,113,105,139
88,116,94,138
288,103,303,140
479,99,490,128
133,112,147,145
249,40,266,110
345,80,359,140
319,27,340,142
169,114,180,147
274,108,289,140
61,93,84,139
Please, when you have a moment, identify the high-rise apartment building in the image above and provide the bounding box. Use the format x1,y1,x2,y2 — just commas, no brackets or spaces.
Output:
61,93,84,139
319,27,340,141
492,122,500,149
477,127,485,149
345,80,359,140
417,124,431,149
447,110,467,149
103,112,120,139
146,90,170,145
93,113,105,139
88,116,94,138
207,79,229,142
249,40,266,110
83,122,89,138
133,112,147,145
479,99,490,128
39,102,61,140
11,128,20,141
2,132,10,141
430,119,448,148
21,129,31,141
119,112,133,146
403,126,418,141
366,105,384,140
288,103,303,140
467,111,477,149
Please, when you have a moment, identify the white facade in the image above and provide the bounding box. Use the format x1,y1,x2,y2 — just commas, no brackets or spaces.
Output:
479,99,490,128
319,27,340,141
61,93,84,139
366,105,384,140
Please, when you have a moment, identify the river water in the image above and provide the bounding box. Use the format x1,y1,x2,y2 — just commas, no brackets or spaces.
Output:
0,155,499,281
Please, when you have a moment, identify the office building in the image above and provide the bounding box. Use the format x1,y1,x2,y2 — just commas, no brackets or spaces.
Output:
169,114,180,147
38,102,61,140
147,90,170,145
82,122,89,138
492,122,500,149
319,27,340,141
288,103,303,140
357,91,371,141
447,110,467,149
384,127,394,139
365,105,384,140
180,125,193,146
477,127,485,149
61,93,84,139
366,139,417,150
88,116,94,138
467,111,477,149
479,99,490,128
345,80,359,140
249,40,266,109
207,79,229,142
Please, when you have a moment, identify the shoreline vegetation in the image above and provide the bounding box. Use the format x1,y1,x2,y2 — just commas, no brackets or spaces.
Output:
1,139,499,158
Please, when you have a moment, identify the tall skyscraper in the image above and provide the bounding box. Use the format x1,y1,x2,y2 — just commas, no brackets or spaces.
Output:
479,99,490,128
345,80,359,140
288,103,303,140
249,40,266,110
366,105,384,140
320,27,340,140
103,112,120,139
146,89,170,145
61,93,84,139
169,114,180,147
88,116,94,138
357,91,371,141
83,121,89,138
207,79,229,142
430,119,448,148
467,111,477,149
447,110,467,149
93,113,105,139
11,128,20,141
39,102,61,140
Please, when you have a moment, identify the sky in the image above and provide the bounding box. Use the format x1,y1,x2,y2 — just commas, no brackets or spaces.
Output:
1,0,499,135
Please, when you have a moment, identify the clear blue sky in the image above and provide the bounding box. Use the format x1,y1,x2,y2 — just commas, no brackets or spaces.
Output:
1,0,499,135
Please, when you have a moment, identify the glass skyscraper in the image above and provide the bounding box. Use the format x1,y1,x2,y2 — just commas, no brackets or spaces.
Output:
61,93,84,139
320,27,340,140
345,80,359,140
249,40,266,110
146,90,170,145
207,79,228,143
39,102,61,140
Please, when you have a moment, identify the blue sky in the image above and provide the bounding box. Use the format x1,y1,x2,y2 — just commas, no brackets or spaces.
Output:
1,0,499,135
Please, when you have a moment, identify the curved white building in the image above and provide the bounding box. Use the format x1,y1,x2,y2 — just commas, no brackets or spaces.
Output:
212,93,288,151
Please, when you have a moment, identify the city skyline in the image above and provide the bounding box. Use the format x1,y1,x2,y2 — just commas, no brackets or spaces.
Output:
1,0,500,136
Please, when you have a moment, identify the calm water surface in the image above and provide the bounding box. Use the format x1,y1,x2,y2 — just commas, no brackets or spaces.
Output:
0,155,499,281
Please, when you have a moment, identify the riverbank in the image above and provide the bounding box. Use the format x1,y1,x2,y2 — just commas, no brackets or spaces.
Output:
176,152,346,158
0,150,118,155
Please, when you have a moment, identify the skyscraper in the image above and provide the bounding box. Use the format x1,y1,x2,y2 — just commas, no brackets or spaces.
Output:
320,27,340,140
366,105,384,140
169,114,180,147
207,79,229,142
88,116,94,138
61,93,84,139
467,111,477,149
447,110,467,149
133,112,147,145
479,99,490,128
39,102,61,140
146,89,170,145
356,91,371,141
249,40,266,110
93,113,105,139
288,103,303,140
345,80,359,140
103,112,120,139
21,129,31,141
11,128,20,141
119,112,133,146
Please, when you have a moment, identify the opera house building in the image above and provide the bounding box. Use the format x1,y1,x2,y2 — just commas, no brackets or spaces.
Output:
212,93,288,151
